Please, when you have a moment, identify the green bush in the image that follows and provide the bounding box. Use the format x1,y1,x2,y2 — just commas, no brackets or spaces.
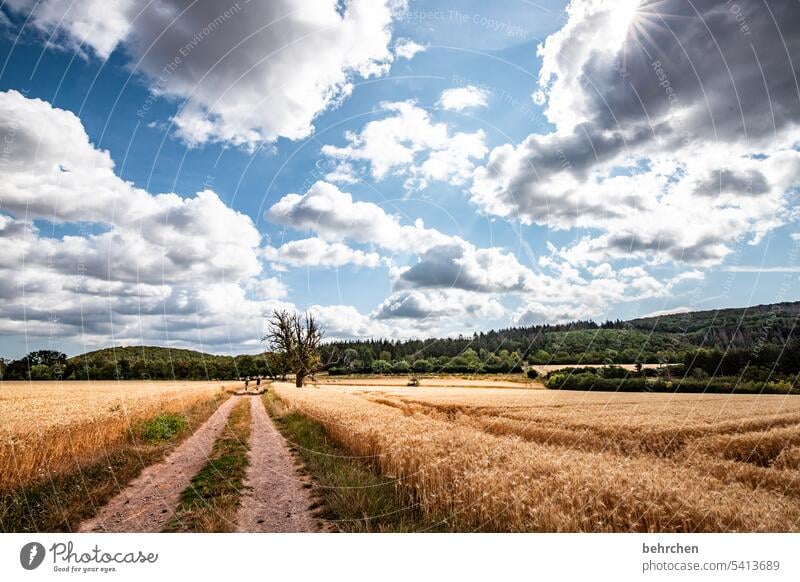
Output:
526,369,539,379
546,373,799,395
139,412,189,442
392,360,411,374
371,360,392,374
412,359,433,373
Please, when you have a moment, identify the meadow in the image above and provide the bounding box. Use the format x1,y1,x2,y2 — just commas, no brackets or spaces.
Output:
273,382,800,532
0,380,230,492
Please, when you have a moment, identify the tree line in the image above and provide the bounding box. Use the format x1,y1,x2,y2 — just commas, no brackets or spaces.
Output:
0,347,290,382
2,302,798,383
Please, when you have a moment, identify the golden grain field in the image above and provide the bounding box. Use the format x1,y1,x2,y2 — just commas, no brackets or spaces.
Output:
0,380,231,491
273,382,800,532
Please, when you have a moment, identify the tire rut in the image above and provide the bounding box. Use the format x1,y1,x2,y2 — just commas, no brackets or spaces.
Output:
236,395,320,532
78,395,239,533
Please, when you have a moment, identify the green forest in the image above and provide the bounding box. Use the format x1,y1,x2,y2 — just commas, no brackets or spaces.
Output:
1,301,798,389
0,346,286,382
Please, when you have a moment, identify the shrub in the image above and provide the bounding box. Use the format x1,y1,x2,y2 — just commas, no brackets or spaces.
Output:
526,369,539,379
139,412,189,442
371,360,392,374
412,359,433,373
392,360,411,374
545,374,800,395
598,365,629,379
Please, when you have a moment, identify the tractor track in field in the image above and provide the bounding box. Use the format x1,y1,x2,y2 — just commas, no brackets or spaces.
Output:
236,394,320,532
79,391,320,533
78,395,239,533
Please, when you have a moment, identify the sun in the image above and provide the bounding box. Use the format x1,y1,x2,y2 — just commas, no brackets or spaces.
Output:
608,1,673,71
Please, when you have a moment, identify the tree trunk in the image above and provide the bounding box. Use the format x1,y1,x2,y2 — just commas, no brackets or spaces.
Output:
295,372,306,387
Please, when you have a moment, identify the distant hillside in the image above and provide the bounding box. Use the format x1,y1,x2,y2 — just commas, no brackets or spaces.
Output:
628,301,800,348
63,345,272,380
2,301,798,380
322,301,800,366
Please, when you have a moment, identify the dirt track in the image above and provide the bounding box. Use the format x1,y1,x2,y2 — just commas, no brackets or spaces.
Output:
79,395,238,533
79,392,319,533
235,395,319,532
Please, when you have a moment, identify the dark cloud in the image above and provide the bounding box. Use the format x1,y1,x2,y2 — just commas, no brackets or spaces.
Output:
471,0,800,266
7,1,403,146
694,169,770,197
394,242,533,293
586,1,800,143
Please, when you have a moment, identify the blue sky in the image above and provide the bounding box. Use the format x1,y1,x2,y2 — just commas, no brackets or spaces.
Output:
0,0,798,358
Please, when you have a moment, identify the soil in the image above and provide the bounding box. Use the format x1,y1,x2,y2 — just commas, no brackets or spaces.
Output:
235,395,320,532
79,393,320,533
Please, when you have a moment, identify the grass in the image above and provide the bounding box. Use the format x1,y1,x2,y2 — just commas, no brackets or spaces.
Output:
163,397,251,532
265,392,441,532
272,383,800,532
0,393,226,532
139,412,190,442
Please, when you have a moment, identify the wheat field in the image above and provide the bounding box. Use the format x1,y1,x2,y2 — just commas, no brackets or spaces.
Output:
273,382,800,532
0,380,231,491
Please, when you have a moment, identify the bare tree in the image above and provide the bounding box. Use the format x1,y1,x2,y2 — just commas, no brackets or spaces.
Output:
262,309,336,387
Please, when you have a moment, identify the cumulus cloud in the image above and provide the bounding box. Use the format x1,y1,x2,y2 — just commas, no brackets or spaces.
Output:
263,237,382,269
7,0,406,148
266,180,706,326
0,90,287,349
394,37,426,60
322,101,487,189
374,289,504,321
470,0,800,268
437,85,489,111
512,302,599,326
6,0,135,58
392,241,534,293
309,304,392,338
267,181,456,253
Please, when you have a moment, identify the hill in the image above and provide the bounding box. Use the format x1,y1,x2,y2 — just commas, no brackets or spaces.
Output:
323,301,800,367
1,301,798,380
1,345,279,381
628,301,800,348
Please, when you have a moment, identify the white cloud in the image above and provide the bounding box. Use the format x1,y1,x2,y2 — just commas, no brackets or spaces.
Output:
266,180,708,327
309,304,392,338
374,289,504,321
323,162,360,184
267,181,456,253
636,307,693,319
6,0,136,58
394,37,426,60
321,100,487,189
512,302,599,326
263,238,382,269
392,241,534,293
0,89,286,350
469,0,800,269
7,0,406,148
437,85,489,111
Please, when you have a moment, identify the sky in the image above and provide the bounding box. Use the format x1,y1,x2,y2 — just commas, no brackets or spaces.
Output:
0,0,798,358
